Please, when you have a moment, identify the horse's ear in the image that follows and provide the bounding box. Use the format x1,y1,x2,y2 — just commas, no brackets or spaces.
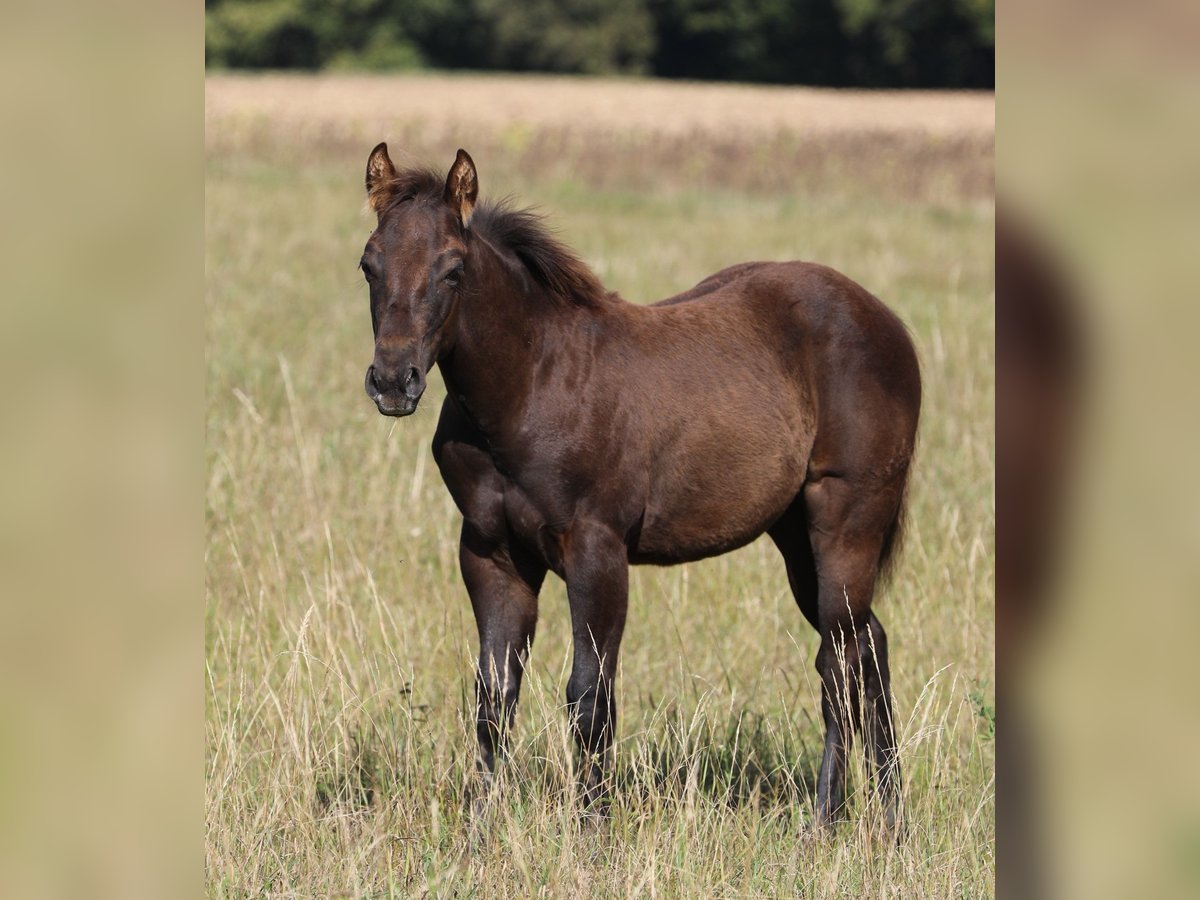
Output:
443,149,478,228
366,142,397,212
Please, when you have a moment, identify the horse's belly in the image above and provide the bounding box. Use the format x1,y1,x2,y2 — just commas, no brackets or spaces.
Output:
628,395,813,564
632,464,803,564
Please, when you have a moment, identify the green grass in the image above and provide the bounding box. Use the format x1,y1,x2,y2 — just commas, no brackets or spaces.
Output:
206,120,993,896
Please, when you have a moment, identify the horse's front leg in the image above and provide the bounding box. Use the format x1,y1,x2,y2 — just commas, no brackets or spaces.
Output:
561,523,629,814
459,522,546,796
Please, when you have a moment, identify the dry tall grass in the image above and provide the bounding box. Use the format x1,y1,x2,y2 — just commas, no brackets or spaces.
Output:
206,73,994,896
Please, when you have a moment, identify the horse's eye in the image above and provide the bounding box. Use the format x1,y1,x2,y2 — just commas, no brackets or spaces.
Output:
360,260,375,282
443,265,463,287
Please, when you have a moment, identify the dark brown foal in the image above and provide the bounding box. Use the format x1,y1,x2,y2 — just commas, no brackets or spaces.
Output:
357,145,920,829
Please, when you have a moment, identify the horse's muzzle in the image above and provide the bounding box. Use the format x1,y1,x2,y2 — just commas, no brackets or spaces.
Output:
365,364,424,417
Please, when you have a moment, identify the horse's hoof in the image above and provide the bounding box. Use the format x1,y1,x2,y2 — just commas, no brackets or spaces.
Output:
579,802,612,832
466,790,498,847
882,810,904,846
469,794,488,820
799,822,825,845
801,810,840,843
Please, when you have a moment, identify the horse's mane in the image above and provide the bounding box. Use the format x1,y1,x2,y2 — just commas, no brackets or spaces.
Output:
473,199,608,309
373,168,608,309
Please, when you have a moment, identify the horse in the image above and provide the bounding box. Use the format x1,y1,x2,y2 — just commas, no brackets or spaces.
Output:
358,145,921,829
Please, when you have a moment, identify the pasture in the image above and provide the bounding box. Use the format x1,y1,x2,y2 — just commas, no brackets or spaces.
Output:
206,73,994,896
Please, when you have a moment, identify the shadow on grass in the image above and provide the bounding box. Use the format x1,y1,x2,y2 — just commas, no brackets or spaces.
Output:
314,730,383,813
616,707,820,812
312,705,821,820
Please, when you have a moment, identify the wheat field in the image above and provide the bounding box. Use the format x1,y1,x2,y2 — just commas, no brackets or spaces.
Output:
205,73,994,896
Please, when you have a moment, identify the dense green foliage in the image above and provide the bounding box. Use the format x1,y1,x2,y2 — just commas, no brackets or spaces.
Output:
205,0,993,87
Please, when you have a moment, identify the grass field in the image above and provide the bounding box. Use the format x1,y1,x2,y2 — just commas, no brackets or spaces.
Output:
206,73,994,896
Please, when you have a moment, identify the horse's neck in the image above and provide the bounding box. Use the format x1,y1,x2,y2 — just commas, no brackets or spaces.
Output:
439,241,567,438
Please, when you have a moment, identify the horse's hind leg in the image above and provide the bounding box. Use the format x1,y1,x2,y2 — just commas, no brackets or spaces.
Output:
768,502,819,631
803,474,903,829
770,505,846,826
863,610,900,828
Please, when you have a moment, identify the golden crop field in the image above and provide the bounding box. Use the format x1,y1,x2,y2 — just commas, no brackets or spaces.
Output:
206,73,994,896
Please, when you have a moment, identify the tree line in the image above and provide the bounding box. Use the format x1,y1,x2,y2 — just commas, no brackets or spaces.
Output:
206,0,993,88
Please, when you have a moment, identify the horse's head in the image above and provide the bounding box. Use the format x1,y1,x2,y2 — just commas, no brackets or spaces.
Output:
360,144,478,416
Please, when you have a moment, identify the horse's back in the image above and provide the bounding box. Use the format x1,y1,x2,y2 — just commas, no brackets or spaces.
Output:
652,262,769,307
642,259,921,481
649,261,916,384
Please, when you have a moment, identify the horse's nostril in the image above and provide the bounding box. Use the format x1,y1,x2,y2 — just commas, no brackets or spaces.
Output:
366,365,385,397
401,366,425,400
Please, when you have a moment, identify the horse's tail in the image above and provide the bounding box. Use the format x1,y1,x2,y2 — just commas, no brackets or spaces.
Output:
877,318,921,590
877,467,911,588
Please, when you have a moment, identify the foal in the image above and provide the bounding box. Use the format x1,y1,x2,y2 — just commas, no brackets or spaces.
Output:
359,145,920,828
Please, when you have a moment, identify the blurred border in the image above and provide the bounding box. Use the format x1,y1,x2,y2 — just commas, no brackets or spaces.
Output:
1000,1,1200,897
0,1,201,897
